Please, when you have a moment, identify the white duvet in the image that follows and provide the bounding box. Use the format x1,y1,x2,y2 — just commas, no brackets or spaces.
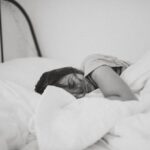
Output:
0,57,66,150
0,80,40,150
87,51,150,150
35,51,150,150
1,51,150,150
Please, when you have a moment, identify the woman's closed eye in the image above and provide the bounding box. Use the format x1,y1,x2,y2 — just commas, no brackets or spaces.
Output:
57,73,87,98
68,79,76,89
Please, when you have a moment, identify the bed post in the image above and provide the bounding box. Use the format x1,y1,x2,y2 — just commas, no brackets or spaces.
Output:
0,0,4,63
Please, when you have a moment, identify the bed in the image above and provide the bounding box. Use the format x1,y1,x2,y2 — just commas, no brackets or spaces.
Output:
34,51,150,150
0,57,68,150
1,1,150,150
0,51,150,150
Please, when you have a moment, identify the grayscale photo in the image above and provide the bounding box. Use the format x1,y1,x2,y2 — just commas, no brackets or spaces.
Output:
0,0,150,150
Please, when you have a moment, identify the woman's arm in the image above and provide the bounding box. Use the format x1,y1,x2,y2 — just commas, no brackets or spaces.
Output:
91,66,137,101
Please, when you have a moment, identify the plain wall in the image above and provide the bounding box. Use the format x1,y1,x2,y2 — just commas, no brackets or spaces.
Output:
34,0,150,66
1,0,150,66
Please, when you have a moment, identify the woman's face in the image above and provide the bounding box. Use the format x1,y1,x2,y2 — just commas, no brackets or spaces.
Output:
58,73,94,99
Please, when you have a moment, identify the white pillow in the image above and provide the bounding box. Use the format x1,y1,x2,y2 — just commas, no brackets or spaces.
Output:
0,80,41,150
35,86,142,150
0,57,67,90
121,50,150,92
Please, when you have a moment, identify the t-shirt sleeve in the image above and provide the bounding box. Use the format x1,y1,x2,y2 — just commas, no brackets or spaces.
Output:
81,53,130,77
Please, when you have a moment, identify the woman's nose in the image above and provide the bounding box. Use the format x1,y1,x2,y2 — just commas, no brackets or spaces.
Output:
75,93,85,99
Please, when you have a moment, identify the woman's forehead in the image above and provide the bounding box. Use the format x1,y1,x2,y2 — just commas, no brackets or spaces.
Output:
59,73,84,85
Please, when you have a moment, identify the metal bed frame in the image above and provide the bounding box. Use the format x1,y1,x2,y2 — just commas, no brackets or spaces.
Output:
0,0,42,63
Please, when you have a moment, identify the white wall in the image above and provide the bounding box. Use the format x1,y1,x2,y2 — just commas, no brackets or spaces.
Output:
34,0,150,66
1,0,150,66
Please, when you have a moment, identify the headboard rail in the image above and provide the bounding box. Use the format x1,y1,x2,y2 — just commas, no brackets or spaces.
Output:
0,0,42,63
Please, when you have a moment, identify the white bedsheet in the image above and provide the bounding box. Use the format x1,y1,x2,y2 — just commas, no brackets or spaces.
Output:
0,80,40,150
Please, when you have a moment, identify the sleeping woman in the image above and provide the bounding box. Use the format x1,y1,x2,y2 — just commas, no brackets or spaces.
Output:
35,54,137,101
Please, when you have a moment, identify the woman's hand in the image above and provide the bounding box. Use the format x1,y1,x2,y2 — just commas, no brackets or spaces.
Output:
91,66,137,101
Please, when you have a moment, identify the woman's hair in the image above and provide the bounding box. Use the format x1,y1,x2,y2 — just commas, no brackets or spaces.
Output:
35,67,84,94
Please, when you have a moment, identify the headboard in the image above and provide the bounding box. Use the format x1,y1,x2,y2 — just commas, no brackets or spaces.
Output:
0,0,42,62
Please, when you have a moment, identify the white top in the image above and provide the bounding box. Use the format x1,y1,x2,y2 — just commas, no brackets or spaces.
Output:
81,53,130,77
